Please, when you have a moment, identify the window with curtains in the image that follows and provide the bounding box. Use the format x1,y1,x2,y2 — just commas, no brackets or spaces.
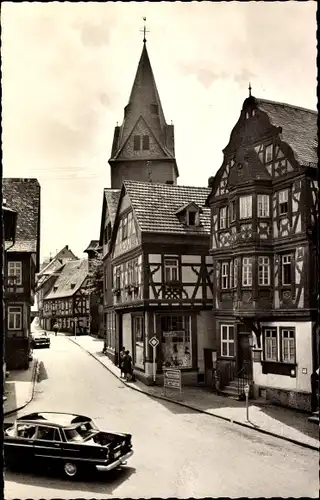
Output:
264,329,278,361
220,324,235,357
242,257,252,286
257,194,270,217
239,195,252,219
263,327,295,363
258,256,270,285
281,329,295,363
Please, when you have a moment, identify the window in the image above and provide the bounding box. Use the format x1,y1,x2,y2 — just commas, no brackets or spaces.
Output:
257,194,270,217
242,257,252,286
265,144,273,163
150,104,159,115
265,329,277,361
133,315,144,369
221,325,235,357
219,206,227,229
8,306,22,330
282,254,292,285
164,257,179,282
161,315,192,368
115,267,121,289
16,424,37,439
122,215,128,240
279,189,289,215
187,211,197,226
133,135,140,151
281,329,295,363
229,200,236,223
232,259,238,288
142,135,150,150
239,195,252,219
258,256,270,285
8,261,22,285
221,262,229,289
37,426,61,441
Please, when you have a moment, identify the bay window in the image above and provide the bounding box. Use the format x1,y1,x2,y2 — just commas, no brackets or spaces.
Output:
239,195,252,219
242,257,252,286
221,324,235,357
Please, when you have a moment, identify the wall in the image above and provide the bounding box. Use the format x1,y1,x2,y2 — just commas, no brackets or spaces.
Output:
197,310,215,373
111,160,176,190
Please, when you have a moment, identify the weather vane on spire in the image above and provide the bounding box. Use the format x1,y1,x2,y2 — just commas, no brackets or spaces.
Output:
140,17,149,43
248,82,252,97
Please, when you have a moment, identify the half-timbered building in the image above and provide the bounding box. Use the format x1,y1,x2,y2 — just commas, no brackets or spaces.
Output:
206,95,318,411
3,178,41,369
43,259,89,335
103,180,213,386
83,240,104,337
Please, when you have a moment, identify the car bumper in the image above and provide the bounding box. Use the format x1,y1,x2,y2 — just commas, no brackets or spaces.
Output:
96,450,134,472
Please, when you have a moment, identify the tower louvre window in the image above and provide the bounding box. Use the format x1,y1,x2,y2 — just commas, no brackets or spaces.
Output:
151,104,159,115
142,135,150,150
133,135,141,151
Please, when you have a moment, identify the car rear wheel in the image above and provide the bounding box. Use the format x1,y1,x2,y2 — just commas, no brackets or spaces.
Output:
63,461,78,478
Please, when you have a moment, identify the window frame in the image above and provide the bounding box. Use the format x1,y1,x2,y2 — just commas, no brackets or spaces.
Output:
278,189,289,216
187,210,197,226
219,206,228,229
280,327,296,363
221,262,229,290
8,305,23,330
281,254,292,286
133,135,141,151
122,215,128,240
8,261,22,285
257,194,270,218
229,200,236,223
242,257,252,287
265,144,273,163
258,256,270,286
264,328,278,361
220,324,235,358
239,195,252,220
142,135,150,150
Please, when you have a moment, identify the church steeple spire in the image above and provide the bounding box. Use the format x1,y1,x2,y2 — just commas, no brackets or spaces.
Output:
140,16,149,44
109,35,179,189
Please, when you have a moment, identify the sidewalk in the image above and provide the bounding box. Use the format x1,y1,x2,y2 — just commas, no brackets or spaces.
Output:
68,334,319,451
3,358,39,417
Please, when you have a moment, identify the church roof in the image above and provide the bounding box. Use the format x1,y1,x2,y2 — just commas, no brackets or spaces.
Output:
255,98,317,167
123,180,211,235
114,43,174,158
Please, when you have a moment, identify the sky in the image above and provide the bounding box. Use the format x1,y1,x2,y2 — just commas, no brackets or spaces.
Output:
2,2,317,262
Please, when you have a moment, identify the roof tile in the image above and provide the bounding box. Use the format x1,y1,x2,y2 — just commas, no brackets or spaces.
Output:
44,259,88,300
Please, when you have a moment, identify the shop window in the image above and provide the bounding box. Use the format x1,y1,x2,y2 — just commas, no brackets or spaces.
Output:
164,257,179,282
220,324,234,357
258,256,270,285
161,315,192,369
133,315,144,369
242,257,252,286
239,195,252,219
257,194,270,217
8,306,22,330
8,261,22,285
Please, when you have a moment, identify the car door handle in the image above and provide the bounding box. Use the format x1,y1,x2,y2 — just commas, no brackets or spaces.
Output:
27,440,34,444
53,443,61,447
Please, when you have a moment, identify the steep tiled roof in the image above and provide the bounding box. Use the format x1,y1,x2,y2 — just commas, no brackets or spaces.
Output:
256,98,317,166
3,179,41,266
105,189,121,226
84,240,100,253
123,180,211,235
44,259,88,300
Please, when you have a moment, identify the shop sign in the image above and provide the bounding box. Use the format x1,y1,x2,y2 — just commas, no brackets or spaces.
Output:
164,368,181,390
163,330,185,337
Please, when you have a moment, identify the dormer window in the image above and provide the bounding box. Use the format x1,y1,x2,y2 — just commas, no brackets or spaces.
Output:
70,283,75,289
187,211,196,226
53,286,58,292
175,202,202,227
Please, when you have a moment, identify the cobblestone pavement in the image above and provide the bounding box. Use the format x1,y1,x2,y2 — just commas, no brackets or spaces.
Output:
69,334,319,450
4,334,318,499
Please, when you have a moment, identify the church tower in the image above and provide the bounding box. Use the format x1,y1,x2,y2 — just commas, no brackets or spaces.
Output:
109,35,179,189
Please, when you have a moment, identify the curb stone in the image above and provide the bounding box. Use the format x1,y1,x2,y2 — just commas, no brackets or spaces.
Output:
4,359,39,417
68,337,319,452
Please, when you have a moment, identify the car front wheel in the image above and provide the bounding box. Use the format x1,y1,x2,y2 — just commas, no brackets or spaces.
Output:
63,461,78,478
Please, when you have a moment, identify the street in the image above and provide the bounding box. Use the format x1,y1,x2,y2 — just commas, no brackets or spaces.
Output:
4,334,319,499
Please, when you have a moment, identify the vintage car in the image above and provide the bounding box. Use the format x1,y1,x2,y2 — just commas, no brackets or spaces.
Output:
31,331,50,349
4,412,133,478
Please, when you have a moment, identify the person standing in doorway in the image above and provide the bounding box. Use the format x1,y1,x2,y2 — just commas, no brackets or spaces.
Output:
123,350,132,382
119,346,126,378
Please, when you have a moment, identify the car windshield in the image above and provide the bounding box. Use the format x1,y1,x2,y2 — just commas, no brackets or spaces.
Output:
64,421,98,442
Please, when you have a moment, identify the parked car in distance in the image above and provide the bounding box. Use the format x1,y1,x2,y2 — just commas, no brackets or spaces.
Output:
4,412,133,479
31,331,50,349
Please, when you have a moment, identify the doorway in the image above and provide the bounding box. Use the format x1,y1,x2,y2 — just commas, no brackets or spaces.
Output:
237,332,252,378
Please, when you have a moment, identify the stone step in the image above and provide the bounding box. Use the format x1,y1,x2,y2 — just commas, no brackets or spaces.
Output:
307,415,319,424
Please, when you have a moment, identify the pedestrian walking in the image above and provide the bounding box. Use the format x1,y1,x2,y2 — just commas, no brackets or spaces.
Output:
119,346,126,378
123,350,133,382
53,323,59,336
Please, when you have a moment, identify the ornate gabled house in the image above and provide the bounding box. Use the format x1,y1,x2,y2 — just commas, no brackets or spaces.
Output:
3,178,41,369
206,94,318,411
36,245,78,329
42,259,89,334
104,180,213,386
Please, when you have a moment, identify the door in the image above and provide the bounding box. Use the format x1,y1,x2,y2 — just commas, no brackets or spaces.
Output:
9,423,37,466
204,349,214,387
34,425,62,467
237,334,252,378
